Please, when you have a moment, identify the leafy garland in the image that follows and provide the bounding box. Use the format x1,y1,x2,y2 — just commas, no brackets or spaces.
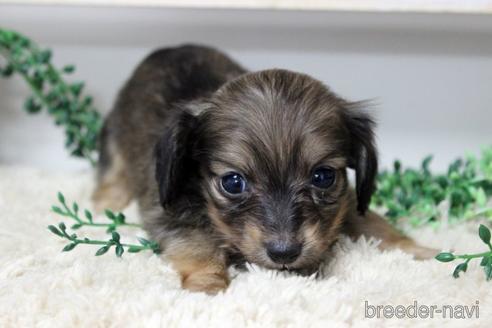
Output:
0,28,101,165
2,28,492,280
48,192,160,256
372,149,492,227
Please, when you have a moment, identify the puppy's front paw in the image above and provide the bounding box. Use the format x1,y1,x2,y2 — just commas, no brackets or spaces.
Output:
92,183,132,213
182,272,229,295
409,245,440,260
393,240,439,260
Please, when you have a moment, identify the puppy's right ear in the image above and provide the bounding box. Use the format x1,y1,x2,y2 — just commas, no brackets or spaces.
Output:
154,110,199,207
341,103,378,215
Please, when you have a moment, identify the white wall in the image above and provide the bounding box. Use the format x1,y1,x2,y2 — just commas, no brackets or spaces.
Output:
1,4,491,172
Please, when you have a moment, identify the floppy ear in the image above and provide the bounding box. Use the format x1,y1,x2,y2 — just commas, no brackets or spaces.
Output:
154,110,199,207
341,104,378,215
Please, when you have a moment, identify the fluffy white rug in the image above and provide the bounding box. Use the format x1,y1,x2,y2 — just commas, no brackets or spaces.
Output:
0,166,491,327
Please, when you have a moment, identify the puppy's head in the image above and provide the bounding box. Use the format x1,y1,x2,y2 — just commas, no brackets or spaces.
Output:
155,69,377,272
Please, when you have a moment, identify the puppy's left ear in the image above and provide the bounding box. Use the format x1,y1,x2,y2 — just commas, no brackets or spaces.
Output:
154,110,200,208
341,103,378,215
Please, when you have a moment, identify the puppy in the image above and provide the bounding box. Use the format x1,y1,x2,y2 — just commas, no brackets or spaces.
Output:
93,45,435,294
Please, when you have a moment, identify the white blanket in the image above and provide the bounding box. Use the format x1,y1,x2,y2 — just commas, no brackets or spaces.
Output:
0,166,490,327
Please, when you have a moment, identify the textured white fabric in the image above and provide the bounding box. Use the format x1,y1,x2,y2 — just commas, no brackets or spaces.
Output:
0,166,490,327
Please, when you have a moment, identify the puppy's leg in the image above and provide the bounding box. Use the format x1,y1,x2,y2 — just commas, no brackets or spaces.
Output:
344,211,437,260
92,124,133,213
165,231,229,295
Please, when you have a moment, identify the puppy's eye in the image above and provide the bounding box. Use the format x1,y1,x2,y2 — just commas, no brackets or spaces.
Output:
221,172,247,195
311,167,335,189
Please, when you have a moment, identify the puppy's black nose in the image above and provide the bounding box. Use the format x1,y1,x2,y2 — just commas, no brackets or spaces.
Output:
266,241,302,264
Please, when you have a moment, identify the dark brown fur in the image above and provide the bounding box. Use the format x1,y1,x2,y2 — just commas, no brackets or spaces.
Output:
93,45,436,294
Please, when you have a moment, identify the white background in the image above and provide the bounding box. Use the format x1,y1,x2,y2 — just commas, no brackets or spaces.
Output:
0,4,491,172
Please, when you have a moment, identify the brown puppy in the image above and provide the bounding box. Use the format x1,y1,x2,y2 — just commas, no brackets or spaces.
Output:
93,45,435,294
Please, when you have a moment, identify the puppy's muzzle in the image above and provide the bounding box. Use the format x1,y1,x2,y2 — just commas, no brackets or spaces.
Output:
265,241,302,264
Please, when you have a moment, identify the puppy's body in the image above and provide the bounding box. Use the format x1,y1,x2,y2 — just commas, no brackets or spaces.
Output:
94,45,434,294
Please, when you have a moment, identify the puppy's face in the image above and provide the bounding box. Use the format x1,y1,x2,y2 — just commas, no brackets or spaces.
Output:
156,70,377,273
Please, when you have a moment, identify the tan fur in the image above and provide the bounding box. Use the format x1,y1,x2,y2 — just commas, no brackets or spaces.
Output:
301,220,324,254
241,222,265,257
92,142,132,213
207,204,235,245
323,194,350,247
165,234,229,294
344,210,437,259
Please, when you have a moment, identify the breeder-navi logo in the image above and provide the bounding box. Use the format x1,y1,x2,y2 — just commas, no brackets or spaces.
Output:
365,301,479,319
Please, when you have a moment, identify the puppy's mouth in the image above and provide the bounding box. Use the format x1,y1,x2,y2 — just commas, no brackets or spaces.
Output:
270,263,320,277
242,251,322,276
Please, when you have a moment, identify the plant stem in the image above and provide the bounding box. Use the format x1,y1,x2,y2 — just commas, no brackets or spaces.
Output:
456,252,492,260
78,222,142,229
55,193,142,230
48,222,161,256
69,237,153,251
62,201,141,229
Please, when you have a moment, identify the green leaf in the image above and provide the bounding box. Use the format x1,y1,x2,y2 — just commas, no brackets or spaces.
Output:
70,82,84,97
72,202,79,214
127,246,142,253
47,225,64,237
115,245,124,257
62,243,77,252
453,262,468,278
448,159,463,174
485,264,492,281
105,209,116,221
51,205,66,216
0,29,15,43
393,160,401,173
57,192,65,204
62,65,75,73
150,242,161,253
82,96,93,107
95,245,110,256
422,155,433,172
479,224,491,245
71,223,82,230
475,188,487,207
58,222,67,232
84,209,93,222
116,213,126,224
111,231,120,243
480,256,491,267
0,64,14,77
38,49,52,63
137,237,151,246
24,97,41,113
32,71,44,89
435,252,455,262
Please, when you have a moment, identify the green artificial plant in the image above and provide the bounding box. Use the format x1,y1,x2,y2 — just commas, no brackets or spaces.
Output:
372,148,492,227
0,28,101,165
48,192,160,257
435,224,492,281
